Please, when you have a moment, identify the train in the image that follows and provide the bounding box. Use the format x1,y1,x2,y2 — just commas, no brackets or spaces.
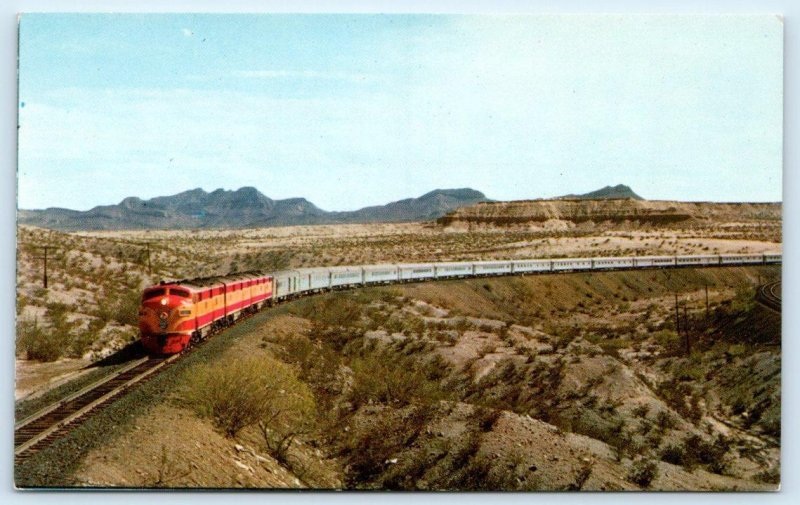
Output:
139,252,782,354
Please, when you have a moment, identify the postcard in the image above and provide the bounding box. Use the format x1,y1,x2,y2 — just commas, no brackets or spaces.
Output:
15,13,782,490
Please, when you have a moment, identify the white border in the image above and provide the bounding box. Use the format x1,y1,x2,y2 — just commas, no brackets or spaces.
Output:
3,2,796,504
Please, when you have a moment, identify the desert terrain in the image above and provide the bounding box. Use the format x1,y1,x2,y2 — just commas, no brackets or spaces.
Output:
15,198,781,490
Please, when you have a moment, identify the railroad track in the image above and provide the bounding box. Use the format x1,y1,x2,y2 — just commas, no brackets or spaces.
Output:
756,281,782,312
15,260,781,463
14,354,180,461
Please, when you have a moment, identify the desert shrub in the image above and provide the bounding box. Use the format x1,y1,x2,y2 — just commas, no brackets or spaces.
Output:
17,318,62,362
113,288,142,326
632,404,651,419
659,444,685,466
68,328,97,358
342,404,437,486
183,353,315,439
627,458,658,488
348,353,446,407
17,304,77,362
659,435,729,473
300,295,363,329
470,406,503,432
754,468,781,485
655,410,676,432
313,325,364,353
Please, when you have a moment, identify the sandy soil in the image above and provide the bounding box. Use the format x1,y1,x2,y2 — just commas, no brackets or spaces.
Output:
15,357,92,401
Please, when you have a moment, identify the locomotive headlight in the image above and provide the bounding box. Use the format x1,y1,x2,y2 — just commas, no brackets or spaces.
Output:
161,297,168,306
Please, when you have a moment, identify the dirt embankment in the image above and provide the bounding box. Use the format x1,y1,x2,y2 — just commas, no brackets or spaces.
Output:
437,199,781,229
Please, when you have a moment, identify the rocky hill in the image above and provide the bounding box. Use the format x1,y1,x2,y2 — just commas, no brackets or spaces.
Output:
18,187,489,231
437,198,781,229
559,184,643,200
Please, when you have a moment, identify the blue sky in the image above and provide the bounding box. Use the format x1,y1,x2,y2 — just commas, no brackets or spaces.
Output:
18,14,783,211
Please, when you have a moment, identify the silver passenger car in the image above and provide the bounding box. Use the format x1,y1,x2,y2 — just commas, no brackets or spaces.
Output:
633,256,675,268
676,255,720,266
330,266,364,288
552,258,593,271
363,265,400,284
511,259,551,273
473,261,513,276
271,269,302,299
720,254,763,265
592,257,634,270
398,263,435,281
434,262,473,279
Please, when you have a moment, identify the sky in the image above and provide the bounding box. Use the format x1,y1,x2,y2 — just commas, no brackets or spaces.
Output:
17,14,783,211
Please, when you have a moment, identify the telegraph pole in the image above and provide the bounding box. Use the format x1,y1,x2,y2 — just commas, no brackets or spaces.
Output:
684,304,691,355
705,283,709,320
42,246,48,288
674,293,679,334
33,246,52,288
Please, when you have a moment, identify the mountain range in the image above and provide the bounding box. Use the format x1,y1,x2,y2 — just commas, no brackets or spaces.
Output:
18,184,645,231
18,187,490,231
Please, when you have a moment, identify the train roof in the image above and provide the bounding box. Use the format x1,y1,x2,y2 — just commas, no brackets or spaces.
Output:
158,270,271,289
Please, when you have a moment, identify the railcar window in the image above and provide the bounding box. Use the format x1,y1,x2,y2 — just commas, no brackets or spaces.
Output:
143,288,166,300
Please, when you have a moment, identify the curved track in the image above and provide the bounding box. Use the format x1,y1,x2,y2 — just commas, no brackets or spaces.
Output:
757,281,782,312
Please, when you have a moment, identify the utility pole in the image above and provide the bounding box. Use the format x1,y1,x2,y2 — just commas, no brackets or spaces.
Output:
33,246,51,288
684,304,690,356
674,293,680,334
42,246,48,288
705,283,709,321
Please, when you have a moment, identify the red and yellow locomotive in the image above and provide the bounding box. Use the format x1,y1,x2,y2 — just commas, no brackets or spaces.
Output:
139,272,273,354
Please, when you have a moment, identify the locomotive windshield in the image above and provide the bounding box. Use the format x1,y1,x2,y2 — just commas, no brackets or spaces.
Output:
142,288,166,300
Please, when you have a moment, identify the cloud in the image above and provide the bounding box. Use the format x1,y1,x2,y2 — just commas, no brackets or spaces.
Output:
181,28,193,37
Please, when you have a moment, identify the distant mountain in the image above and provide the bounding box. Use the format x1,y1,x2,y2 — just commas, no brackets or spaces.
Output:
559,184,643,200
18,187,489,231
332,188,489,223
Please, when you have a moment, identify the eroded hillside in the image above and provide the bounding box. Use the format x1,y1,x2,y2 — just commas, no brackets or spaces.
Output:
18,267,779,490
438,199,781,236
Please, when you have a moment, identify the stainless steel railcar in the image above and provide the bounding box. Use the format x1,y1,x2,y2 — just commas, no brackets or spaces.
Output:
249,253,782,301
552,258,593,271
363,265,400,284
676,255,721,266
633,256,676,268
592,257,634,270
398,263,436,281
720,254,763,265
473,261,513,276
511,259,552,273
434,263,474,279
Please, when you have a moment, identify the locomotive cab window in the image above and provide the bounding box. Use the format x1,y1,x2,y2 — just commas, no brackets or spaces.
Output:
143,288,166,300
172,289,191,298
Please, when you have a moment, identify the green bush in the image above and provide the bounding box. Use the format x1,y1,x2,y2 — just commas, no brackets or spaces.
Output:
348,353,447,408
17,318,63,362
113,288,141,326
16,307,75,362
627,458,658,488
183,353,315,439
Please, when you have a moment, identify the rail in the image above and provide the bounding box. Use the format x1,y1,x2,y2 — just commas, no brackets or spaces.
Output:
756,281,782,312
14,354,180,460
